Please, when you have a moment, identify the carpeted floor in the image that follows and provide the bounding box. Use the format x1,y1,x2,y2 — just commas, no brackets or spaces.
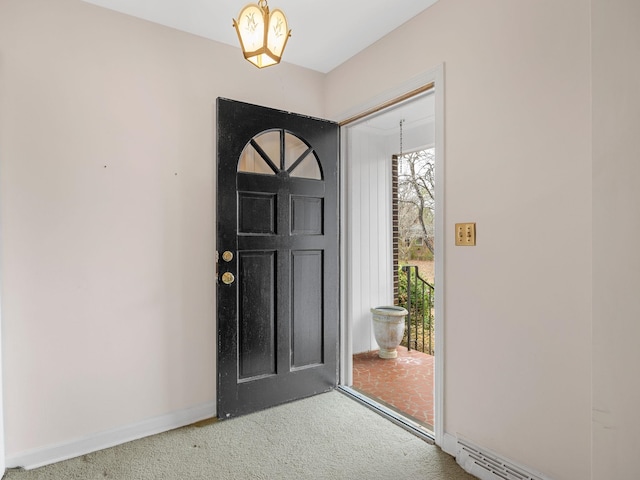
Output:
3,391,475,480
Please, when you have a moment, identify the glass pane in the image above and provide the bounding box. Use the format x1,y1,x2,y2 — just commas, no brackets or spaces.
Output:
253,130,281,169
236,5,266,53
267,10,289,58
290,152,322,180
284,132,309,170
238,143,276,175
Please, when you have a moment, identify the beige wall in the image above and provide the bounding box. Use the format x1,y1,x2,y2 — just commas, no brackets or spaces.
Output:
592,1,640,479
327,1,592,479
5,0,639,478
0,0,324,457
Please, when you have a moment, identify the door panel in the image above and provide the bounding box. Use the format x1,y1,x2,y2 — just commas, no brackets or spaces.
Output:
291,250,323,368
238,192,276,235
291,197,323,235
216,98,339,418
238,251,276,380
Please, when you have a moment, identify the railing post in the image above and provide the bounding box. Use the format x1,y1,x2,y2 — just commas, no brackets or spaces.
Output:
427,288,432,355
404,266,412,351
416,282,426,353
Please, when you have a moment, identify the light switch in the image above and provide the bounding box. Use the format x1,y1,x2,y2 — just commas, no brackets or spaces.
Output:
455,222,476,246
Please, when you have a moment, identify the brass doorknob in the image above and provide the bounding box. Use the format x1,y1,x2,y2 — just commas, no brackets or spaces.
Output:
221,272,235,285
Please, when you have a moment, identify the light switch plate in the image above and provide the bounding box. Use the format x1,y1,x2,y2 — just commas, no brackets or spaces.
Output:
455,222,476,246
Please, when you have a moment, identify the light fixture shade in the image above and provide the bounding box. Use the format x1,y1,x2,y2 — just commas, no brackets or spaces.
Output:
233,1,291,68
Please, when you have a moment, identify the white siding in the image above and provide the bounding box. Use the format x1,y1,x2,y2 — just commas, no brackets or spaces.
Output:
346,128,394,354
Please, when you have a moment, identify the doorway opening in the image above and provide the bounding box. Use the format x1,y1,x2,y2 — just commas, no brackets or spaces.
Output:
340,88,439,439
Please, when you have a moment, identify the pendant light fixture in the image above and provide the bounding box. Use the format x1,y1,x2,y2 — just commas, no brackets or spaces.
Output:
233,0,291,69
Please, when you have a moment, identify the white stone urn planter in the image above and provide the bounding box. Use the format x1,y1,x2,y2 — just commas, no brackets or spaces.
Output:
370,305,408,359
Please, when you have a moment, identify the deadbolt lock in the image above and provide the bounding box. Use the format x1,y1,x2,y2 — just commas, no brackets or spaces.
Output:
221,251,234,262
221,272,235,285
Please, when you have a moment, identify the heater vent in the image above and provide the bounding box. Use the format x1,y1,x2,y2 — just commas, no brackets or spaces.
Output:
457,438,546,480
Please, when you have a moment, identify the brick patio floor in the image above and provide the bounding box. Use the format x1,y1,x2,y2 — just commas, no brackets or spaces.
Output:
352,346,434,430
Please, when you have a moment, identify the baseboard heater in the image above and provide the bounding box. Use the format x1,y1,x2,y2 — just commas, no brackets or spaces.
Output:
455,437,549,480
337,386,434,444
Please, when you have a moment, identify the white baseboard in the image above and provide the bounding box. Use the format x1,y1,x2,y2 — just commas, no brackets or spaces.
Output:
6,401,216,470
442,432,460,457
443,433,552,480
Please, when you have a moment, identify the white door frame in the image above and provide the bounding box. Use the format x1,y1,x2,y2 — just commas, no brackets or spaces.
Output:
337,64,445,447
0,254,5,473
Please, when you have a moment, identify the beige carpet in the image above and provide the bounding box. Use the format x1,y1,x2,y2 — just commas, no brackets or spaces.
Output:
4,391,475,479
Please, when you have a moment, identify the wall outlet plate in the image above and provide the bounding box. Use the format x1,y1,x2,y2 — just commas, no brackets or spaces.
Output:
455,222,476,246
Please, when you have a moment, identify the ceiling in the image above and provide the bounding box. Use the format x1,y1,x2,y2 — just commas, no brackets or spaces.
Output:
359,93,434,133
81,0,439,73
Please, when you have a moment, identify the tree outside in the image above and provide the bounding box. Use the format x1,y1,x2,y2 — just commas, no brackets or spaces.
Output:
396,147,436,354
398,147,435,265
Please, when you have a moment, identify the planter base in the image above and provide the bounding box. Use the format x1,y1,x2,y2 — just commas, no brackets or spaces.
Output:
378,347,399,359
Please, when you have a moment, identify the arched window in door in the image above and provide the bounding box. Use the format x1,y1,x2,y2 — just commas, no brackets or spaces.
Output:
238,129,323,180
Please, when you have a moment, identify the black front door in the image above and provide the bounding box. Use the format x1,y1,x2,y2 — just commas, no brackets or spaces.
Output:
216,98,339,418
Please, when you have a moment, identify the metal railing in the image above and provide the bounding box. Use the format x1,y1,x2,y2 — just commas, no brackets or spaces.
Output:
400,265,435,355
